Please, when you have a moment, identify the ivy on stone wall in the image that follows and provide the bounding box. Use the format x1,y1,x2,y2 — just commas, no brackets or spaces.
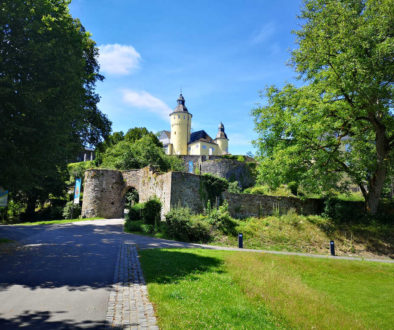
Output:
199,173,229,207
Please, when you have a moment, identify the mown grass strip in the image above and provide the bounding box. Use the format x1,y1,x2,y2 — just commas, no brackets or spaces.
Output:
139,249,284,329
139,249,394,329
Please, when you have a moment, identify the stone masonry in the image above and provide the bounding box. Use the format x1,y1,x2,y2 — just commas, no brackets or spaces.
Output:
82,166,324,219
223,192,324,218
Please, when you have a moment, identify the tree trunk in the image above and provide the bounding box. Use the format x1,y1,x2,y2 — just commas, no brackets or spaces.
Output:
366,164,387,214
366,113,390,215
24,195,36,221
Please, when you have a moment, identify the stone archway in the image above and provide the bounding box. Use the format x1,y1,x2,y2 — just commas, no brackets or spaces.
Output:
122,186,139,217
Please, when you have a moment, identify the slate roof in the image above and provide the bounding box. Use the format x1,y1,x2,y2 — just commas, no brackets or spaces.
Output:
171,93,189,114
215,122,228,140
189,130,217,145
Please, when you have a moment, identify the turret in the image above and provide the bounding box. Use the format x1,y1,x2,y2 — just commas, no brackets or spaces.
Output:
169,93,192,155
214,122,229,155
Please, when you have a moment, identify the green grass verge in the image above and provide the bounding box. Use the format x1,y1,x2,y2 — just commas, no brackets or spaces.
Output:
13,217,103,226
139,249,394,329
0,238,14,244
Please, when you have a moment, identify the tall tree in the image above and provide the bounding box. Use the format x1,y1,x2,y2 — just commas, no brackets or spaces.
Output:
0,0,111,212
253,0,393,214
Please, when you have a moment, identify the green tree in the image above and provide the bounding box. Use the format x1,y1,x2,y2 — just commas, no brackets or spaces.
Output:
100,135,184,172
253,0,393,214
0,0,111,216
125,127,162,146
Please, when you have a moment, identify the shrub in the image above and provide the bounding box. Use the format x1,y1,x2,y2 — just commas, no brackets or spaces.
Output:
287,181,299,196
227,181,242,194
124,219,143,232
206,201,238,235
142,197,162,226
200,173,229,206
165,207,211,242
126,202,145,222
62,200,81,219
243,185,294,197
323,198,364,223
141,223,155,234
243,185,270,195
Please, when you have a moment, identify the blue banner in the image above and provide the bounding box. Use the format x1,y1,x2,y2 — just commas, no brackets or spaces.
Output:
74,178,81,204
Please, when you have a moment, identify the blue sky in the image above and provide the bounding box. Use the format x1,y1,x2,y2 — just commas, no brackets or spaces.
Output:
69,0,303,155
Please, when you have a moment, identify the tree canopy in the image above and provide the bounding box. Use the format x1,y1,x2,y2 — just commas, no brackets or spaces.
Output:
97,128,184,172
253,0,393,214
0,0,111,207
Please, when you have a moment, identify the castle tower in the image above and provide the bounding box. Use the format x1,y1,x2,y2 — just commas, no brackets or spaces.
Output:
214,122,229,155
170,93,192,155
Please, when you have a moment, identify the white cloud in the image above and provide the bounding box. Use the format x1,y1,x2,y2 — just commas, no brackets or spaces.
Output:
251,22,276,44
122,90,172,121
98,44,141,75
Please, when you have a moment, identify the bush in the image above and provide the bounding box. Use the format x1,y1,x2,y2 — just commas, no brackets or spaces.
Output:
126,202,145,222
200,173,229,206
62,200,81,219
124,219,143,232
227,181,242,193
165,207,211,242
243,185,294,197
323,198,364,223
142,198,162,226
243,185,270,195
206,201,238,235
36,205,64,220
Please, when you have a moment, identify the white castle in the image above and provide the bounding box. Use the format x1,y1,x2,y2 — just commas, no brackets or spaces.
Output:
159,93,229,156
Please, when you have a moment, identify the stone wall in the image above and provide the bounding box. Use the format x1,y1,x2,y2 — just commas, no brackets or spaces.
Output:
170,172,205,213
82,167,173,219
82,166,325,220
223,192,324,218
178,156,256,189
82,169,125,219
200,159,255,188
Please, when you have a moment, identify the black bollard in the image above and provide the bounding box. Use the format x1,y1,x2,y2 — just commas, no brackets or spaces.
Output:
330,240,335,256
238,233,243,249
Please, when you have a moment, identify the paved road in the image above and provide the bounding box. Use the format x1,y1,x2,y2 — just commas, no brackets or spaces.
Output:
0,219,392,329
0,219,197,329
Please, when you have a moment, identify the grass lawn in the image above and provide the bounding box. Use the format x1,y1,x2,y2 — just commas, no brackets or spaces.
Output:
139,249,394,329
0,238,13,244
13,217,103,226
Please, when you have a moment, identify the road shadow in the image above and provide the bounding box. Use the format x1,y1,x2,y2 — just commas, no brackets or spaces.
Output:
0,310,112,329
138,249,223,284
0,224,125,291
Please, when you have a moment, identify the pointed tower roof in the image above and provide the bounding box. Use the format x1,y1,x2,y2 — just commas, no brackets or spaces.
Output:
170,93,189,114
216,122,228,139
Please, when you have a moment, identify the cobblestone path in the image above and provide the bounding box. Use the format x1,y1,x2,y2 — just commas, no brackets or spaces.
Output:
106,243,158,329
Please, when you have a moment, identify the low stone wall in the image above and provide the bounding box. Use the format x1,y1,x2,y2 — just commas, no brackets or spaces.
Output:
223,192,324,218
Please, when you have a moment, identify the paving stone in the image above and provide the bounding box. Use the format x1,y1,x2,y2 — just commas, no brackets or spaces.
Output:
106,243,158,329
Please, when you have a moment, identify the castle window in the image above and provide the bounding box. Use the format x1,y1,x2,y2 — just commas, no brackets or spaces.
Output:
184,116,185,119
178,115,180,119
202,145,207,149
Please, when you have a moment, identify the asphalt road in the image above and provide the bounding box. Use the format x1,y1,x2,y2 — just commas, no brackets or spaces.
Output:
0,219,199,329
